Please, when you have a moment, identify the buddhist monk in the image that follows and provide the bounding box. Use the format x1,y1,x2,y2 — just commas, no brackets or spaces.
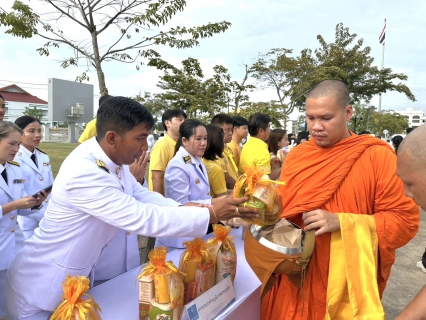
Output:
395,124,426,320
260,79,420,319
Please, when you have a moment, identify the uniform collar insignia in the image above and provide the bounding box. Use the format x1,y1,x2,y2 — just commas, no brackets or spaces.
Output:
183,155,191,164
96,159,110,173
195,178,200,184
8,160,20,167
115,166,122,180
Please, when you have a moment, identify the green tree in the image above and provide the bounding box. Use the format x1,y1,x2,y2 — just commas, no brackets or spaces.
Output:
23,106,45,119
249,48,298,127
292,23,415,104
152,58,252,119
369,110,409,137
132,91,169,122
238,101,284,128
0,0,231,95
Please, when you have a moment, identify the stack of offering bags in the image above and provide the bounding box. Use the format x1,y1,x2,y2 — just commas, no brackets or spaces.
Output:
50,275,101,320
179,238,215,304
207,224,237,284
233,164,285,226
138,247,184,320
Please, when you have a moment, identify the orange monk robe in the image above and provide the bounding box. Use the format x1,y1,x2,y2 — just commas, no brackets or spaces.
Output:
261,133,419,320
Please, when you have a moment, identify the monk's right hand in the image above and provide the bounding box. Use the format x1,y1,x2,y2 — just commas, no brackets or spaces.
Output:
211,195,258,223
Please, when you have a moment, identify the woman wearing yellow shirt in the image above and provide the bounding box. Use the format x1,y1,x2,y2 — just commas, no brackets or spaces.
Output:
202,125,228,198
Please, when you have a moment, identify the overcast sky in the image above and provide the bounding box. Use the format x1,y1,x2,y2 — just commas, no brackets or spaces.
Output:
1,0,425,118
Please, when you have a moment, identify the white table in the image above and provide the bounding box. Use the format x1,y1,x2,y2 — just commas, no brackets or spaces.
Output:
22,229,261,320
88,228,261,319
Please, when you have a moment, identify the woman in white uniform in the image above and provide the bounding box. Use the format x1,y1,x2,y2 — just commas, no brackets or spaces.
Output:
158,120,216,249
14,116,54,239
0,121,46,317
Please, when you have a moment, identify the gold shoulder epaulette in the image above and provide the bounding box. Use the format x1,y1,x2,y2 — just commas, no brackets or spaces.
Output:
96,159,109,173
183,155,191,164
35,147,46,154
8,160,20,167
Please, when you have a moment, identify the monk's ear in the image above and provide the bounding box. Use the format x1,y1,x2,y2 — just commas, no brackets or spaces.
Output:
345,105,354,121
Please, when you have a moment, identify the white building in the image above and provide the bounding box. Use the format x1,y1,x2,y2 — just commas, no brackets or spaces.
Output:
398,107,426,129
0,84,48,123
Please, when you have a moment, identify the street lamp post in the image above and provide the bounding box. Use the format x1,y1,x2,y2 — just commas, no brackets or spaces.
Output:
352,115,363,133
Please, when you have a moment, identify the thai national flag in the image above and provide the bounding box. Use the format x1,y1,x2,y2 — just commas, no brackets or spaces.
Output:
379,24,386,45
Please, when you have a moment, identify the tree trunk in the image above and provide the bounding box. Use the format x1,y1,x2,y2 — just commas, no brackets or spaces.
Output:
90,29,108,96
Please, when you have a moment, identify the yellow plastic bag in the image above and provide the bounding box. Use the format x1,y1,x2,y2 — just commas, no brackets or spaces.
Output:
207,224,237,284
50,275,101,320
233,165,284,226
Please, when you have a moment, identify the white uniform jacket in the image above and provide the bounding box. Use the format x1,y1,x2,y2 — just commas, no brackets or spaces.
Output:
14,146,53,233
159,147,212,249
7,137,210,314
164,146,211,205
0,161,35,271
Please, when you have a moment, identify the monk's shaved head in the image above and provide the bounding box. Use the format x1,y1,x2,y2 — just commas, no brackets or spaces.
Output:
399,125,426,170
306,79,350,109
397,124,426,210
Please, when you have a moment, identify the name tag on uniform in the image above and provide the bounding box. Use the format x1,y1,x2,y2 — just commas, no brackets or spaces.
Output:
195,178,200,184
43,162,50,166
13,179,25,183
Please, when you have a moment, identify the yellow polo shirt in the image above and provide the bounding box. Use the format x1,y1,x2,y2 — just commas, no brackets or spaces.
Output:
224,145,239,180
148,134,176,192
202,158,227,197
239,136,271,174
227,140,241,169
78,118,97,143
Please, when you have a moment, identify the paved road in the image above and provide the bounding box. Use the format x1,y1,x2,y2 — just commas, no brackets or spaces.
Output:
382,208,426,319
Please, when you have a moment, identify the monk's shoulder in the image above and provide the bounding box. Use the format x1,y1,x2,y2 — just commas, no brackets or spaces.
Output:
360,144,396,173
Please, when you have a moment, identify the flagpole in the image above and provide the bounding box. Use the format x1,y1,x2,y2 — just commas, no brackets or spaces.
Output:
378,18,386,112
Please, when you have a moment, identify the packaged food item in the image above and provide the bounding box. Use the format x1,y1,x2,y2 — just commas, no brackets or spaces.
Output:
207,224,237,284
149,301,173,320
233,165,285,226
138,247,184,320
184,281,198,304
194,260,215,296
179,238,212,299
50,275,101,320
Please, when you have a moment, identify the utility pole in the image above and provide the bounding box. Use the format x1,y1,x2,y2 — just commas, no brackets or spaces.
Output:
378,18,386,112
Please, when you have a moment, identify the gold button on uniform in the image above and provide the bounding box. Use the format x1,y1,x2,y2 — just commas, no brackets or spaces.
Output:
10,215,15,220
126,231,131,235
11,228,15,233
39,177,43,181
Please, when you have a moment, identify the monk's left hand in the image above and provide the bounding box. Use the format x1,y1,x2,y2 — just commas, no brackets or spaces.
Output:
302,209,340,236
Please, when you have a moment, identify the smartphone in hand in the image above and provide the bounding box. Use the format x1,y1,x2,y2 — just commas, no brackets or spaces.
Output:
32,184,53,198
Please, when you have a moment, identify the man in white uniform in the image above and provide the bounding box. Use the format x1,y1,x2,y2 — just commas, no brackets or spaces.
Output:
6,97,256,319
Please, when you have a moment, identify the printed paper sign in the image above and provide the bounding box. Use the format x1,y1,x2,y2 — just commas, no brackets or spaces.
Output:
181,276,235,320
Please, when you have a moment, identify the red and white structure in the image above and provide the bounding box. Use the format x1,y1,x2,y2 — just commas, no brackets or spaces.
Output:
0,84,48,122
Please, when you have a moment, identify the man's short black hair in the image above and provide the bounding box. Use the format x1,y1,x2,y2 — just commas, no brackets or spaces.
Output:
162,109,187,131
96,96,154,139
406,127,414,134
211,114,233,127
99,94,113,107
248,113,271,136
307,79,350,109
203,124,224,161
232,115,248,128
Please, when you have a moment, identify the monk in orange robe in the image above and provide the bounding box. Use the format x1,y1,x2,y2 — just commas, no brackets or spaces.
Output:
261,80,419,319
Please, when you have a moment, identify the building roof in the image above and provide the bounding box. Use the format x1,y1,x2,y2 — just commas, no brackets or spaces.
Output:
0,84,47,104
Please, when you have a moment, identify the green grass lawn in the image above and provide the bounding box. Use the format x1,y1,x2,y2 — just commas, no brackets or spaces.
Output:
39,142,77,177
